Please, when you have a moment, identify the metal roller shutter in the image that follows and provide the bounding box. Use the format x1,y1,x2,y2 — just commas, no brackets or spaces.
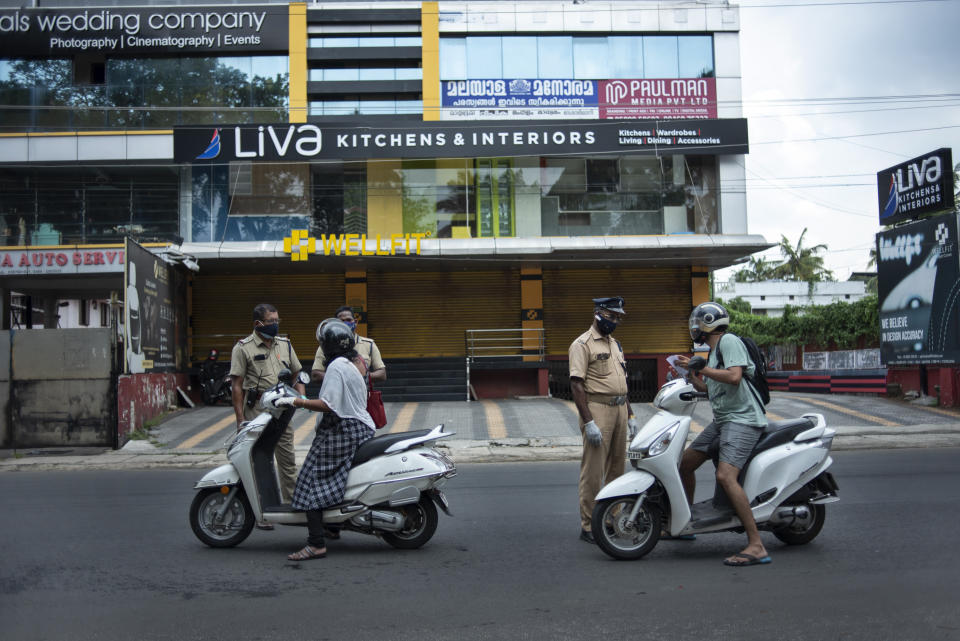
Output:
191,273,343,365
367,269,520,357
542,267,691,355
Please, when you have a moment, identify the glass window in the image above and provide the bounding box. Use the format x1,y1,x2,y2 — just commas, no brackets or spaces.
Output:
321,37,359,47
395,68,422,80
502,36,538,77
608,37,644,78
643,36,679,78
537,37,573,78
364,37,395,47
359,68,394,81
440,39,467,79
466,37,502,78
394,37,423,47
395,100,423,114
359,100,395,115
678,35,714,77
323,100,360,116
323,68,360,81
573,38,607,79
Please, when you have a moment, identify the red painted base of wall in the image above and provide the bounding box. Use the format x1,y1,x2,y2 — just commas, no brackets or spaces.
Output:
887,366,960,407
471,368,548,399
117,373,191,447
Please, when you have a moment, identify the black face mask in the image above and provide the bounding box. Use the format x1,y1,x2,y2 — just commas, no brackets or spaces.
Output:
256,322,279,339
595,314,618,336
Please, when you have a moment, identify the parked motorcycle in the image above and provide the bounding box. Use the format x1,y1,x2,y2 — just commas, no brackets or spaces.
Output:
189,370,457,549
198,349,232,406
591,378,839,560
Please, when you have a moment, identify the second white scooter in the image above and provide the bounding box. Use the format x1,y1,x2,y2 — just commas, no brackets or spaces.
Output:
591,378,839,560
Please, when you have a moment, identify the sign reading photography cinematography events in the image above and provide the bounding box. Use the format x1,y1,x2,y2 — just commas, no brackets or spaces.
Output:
876,213,960,365
0,6,288,55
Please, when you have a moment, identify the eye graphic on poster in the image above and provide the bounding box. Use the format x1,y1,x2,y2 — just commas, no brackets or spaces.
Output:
877,213,960,365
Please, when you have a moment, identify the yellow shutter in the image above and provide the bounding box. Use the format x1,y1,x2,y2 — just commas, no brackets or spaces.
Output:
191,273,344,364
542,267,692,355
367,269,520,357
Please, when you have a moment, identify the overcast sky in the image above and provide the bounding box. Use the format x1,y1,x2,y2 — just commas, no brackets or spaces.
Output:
719,0,960,282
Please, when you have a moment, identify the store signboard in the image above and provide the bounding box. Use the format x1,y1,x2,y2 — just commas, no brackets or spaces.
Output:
439,78,717,120
877,213,960,365
598,78,717,119
0,6,287,55
123,238,185,373
0,247,125,275
441,79,599,120
174,118,749,163
877,148,954,226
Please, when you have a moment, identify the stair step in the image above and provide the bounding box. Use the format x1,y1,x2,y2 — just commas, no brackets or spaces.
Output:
382,391,466,402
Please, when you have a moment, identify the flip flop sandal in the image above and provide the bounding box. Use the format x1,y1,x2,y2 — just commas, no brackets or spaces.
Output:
288,546,327,562
723,552,772,566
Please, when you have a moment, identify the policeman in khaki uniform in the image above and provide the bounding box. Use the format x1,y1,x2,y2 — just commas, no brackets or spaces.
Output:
569,297,640,544
230,303,305,527
311,306,386,385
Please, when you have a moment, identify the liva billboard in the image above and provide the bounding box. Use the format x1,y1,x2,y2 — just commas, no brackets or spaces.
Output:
876,212,960,365
877,148,954,226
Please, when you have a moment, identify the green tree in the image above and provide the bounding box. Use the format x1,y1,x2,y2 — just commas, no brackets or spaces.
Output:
773,228,835,292
733,255,781,282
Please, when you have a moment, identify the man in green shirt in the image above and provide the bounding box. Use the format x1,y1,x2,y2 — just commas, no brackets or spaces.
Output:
674,302,770,567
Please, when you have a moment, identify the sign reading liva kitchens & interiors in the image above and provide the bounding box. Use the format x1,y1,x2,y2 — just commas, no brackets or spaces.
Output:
0,6,287,55
174,118,749,162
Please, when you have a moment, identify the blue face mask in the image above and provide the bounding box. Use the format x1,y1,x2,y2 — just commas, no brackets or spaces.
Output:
595,314,618,336
257,322,279,339
343,320,357,332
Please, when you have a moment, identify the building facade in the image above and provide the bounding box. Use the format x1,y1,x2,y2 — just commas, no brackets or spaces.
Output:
716,280,870,318
0,0,770,402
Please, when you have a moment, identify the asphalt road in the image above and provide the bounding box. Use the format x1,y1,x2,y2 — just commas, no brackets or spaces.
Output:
2,449,959,641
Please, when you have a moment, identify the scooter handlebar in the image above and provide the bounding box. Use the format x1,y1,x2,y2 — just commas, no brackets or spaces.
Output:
679,391,709,401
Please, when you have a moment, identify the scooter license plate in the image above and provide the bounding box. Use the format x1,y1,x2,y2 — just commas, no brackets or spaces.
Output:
435,490,450,511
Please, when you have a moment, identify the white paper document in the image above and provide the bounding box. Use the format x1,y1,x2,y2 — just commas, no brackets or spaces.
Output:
666,355,688,377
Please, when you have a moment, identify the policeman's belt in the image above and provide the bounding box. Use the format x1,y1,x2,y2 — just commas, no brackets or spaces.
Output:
587,394,627,406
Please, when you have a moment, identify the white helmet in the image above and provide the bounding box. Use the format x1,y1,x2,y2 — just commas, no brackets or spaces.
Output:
688,302,729,343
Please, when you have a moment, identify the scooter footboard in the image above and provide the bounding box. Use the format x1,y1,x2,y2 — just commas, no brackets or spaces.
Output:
594,470,657,502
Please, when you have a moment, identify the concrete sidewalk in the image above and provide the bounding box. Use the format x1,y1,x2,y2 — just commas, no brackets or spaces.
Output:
3,422,960,472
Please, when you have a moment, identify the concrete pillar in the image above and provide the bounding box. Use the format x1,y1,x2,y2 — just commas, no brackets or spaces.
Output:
42,297,59,329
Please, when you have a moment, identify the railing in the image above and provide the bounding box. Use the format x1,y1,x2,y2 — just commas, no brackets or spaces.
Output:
464,328,546,401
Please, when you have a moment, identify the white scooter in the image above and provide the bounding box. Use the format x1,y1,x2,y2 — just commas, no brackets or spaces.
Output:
591,378,839,560
189,373,457,549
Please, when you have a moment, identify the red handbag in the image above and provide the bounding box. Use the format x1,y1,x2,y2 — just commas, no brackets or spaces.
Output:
366,373,387,429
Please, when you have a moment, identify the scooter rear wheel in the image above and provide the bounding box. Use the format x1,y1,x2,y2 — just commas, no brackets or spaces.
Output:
592,497,662,560
773,503,826,545
382,497,438,550
190,487,255,548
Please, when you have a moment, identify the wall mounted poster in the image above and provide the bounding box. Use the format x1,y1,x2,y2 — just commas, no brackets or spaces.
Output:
877,213,960,365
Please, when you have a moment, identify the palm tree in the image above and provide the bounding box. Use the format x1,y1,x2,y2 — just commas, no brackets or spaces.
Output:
733,255,781,282
773,228,835,293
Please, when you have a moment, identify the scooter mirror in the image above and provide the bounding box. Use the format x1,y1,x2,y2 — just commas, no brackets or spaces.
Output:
278,368,293,385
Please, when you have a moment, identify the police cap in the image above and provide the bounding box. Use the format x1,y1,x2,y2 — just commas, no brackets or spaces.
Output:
593,296,625,314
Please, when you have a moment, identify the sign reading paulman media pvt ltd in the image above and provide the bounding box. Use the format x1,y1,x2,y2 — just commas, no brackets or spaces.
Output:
0,7,287,55
877,148,955,226
174,118,749,163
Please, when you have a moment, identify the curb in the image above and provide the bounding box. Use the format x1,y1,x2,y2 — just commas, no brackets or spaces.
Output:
3,428,960,471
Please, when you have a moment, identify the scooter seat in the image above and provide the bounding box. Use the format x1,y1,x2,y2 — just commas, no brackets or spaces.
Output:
352,429,435,466
753,418,815,456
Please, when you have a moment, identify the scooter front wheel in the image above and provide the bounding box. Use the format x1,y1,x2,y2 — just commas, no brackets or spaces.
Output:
382,497,438,550
189,487,255,548
592,496,661,560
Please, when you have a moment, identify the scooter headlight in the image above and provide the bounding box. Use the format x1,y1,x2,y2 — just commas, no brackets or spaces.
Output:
631,422,680,459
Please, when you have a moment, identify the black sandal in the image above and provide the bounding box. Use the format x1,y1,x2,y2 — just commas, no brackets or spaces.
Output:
287,545,327,561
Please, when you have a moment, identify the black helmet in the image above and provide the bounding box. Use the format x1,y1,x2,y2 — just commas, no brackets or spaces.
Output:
319,318,356,362
688,302,729,343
